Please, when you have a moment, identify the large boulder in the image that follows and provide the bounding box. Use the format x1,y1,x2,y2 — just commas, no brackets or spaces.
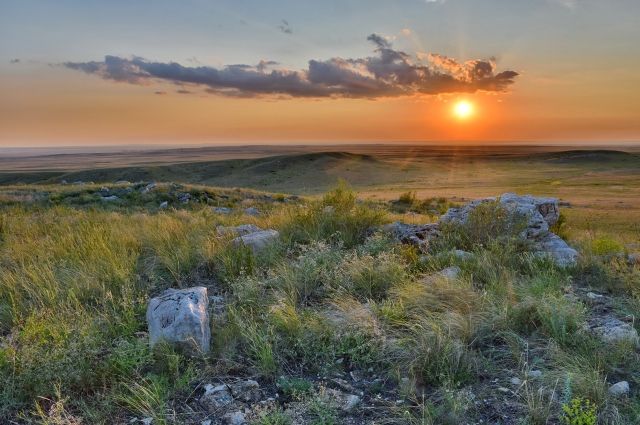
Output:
232,229,279,253
147,287,210,353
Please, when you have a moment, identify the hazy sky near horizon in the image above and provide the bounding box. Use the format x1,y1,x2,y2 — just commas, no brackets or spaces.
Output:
1,0,639,146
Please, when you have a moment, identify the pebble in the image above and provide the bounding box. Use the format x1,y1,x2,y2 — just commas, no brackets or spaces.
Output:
510,377,522,386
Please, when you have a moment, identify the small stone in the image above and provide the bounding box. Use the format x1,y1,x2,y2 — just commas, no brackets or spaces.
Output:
510,377,522,386
228,379,261,402
101,195,119,201
608,381,630,397
323,205,335,214
528,370,542,378
213,206,232,214
159,201,168,209
344,394,361,411
244,207,260,216
201,384,233,410
439,266,461,280
177,193,191,204
223,411,246,425
141,182,157,193
141,418,153,425
586,292,604,299
201,421,212,425
453,249,474,260
497,387,510,393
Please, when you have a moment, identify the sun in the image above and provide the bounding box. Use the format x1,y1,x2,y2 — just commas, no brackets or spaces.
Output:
453,100,474,120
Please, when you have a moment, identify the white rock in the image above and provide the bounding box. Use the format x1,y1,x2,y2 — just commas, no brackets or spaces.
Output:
101,195,119,202
159,201,168,209
232,229,279,253
510,377,522,386
608,381,630,397
141,418,153,425
146,287,210,353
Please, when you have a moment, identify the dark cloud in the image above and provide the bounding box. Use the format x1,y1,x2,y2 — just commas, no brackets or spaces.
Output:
63,34,519,98
10,58,20,64
278,19,292,34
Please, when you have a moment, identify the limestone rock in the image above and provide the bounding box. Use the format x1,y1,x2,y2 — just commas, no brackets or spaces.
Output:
222,411,246,425
201,384,234,410
589,316,639,345
453,249,474,261
382,221,440,252
147,287,210,353
213,207,232,214
228,379,261,402
534,233,578,267
608,381,630,397
232,229,279,253
217,224,262,236
141,182,156,193
439,266,461,280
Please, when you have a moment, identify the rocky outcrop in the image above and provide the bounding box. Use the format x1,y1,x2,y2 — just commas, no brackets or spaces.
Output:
147,287,210,354
388,193,577,267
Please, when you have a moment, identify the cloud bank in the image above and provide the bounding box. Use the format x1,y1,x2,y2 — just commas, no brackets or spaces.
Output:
63,34,519,98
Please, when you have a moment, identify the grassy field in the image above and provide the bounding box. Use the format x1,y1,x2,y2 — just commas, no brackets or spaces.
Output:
0,146,639,424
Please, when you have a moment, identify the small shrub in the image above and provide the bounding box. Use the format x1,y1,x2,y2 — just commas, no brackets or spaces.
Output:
590,237,623,256
561,397,597,425
277,376,313,400
257,408,292,425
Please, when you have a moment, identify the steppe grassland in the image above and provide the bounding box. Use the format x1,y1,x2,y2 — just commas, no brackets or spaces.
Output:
0,181,638,424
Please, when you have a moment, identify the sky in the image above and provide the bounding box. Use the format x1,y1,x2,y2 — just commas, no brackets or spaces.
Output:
1,0,639,147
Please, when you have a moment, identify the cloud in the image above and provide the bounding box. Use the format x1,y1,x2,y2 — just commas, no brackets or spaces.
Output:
277,19,292,34
10,58,20,64
63,34,519,99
